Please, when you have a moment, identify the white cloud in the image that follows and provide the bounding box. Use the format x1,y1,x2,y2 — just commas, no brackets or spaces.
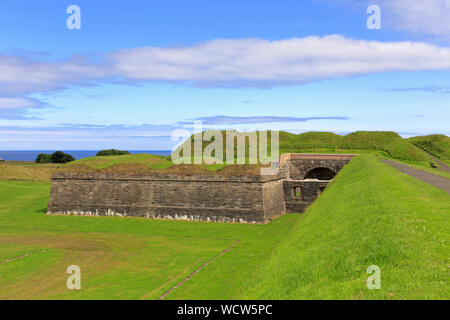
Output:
180,115,350,125
1,35,450,118
1,36,450,95
0,97,40,109
0,124,179,149
325,0,450,38
0,54,110,95
380,0,450,37
108,36,450,86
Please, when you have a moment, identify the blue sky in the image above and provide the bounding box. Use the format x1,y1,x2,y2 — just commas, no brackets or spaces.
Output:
0,0,449,150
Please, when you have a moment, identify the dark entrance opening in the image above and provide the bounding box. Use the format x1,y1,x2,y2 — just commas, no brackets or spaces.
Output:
304,167,336,180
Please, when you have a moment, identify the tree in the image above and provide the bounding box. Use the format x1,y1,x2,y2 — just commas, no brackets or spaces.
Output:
96,149,131,156
50,151,75,164
35,153,52,164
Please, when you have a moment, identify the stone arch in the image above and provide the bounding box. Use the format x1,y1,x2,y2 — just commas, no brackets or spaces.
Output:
303,167,336,180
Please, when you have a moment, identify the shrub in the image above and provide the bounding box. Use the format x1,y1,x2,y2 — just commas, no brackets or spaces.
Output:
50,151,75,164
35,153,52,164
96,149,131,156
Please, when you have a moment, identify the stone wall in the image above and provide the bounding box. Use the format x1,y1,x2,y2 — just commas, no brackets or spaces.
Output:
47,153,356,223
262,179,286,221
47,171,287,224
280,154,355,180
280,154,356,213
283,180,331,213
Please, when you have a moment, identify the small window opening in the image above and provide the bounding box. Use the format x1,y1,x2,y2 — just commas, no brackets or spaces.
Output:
318,186,326,195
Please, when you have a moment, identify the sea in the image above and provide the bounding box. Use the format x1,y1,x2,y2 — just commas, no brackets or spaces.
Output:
0,150,172,161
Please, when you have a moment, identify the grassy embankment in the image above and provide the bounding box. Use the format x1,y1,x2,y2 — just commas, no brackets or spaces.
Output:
279,131,429,161
408,134,450,161
241,154,449,299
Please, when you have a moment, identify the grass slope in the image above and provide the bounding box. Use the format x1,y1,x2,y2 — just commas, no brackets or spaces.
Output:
408,134,450,161
242,155,449,299
279,131,430,162
0,180,297,299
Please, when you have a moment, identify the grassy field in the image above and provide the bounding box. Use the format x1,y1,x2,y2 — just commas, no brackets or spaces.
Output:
0,179,297,300
0,162,58,181
1,132,448,299
1,154,448,299
242,155,449,299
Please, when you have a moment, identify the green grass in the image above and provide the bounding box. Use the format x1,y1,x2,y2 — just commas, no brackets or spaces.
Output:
0,180,297,300
1,132,449,300
1,154,448,299
241,155,449,299
408,134,450,161
61,153,174,170
279,131,431,162
59,153,264,176
0,162,58,181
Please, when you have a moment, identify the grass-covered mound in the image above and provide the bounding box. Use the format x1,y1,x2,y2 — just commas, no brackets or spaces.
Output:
408,134,450,161
241,155,449,299
59,153,264,176
279,131,430,162
175,130,432,163
279,131,343,151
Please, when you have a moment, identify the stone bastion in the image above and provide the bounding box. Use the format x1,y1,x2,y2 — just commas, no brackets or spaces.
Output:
47,154,356,223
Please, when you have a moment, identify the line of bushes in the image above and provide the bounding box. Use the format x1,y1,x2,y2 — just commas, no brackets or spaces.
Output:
96,149,131,156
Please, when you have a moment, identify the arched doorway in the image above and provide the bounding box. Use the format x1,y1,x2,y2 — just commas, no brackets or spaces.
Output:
304,167,336,180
